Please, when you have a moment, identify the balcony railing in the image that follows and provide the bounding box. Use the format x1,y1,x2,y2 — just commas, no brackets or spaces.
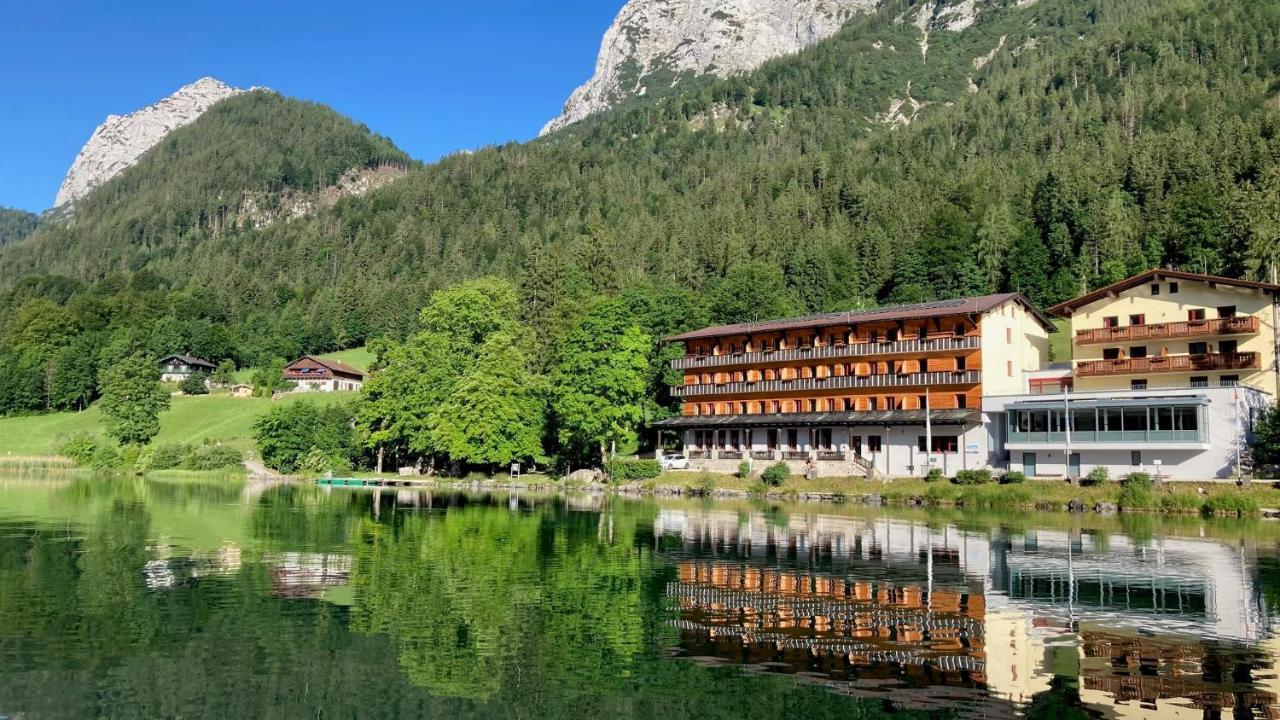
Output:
816,450,847,462
718,450,744,460
1075,352,1259,378
672,370,981,397
751,450,776,461
782,451,811,461
1074,316,1258,344
672,336,980,370
1008,429,1206,445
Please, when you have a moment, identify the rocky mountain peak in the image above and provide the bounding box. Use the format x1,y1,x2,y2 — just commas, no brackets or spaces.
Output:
54,77,247,209
542,0,880,135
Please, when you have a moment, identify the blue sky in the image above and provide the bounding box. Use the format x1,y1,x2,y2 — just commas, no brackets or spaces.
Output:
0,1,622,212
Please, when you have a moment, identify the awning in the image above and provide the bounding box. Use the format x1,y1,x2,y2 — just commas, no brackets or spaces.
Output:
651,410,978,429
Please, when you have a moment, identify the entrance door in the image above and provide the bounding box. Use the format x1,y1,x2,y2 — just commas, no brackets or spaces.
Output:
851,435,862,457
766,429,778,451
1023,453,1037,477
1068,453,1081,477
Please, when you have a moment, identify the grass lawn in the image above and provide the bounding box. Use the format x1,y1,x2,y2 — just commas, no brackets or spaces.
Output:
319,346,374,372
1048,318,1072,363
0,391,359,457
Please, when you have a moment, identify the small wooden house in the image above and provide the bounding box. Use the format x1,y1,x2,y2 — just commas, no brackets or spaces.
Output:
159,354,216,383
283,356,365,393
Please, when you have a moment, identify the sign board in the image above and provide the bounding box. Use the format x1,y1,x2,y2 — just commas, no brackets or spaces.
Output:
965,443,980,453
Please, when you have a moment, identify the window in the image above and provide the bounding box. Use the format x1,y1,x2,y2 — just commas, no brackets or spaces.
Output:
955,394,967,409
841,398,852,411
1217,305,1237,319
917,395,928,410
1131,450,1142,466
1072,409,1096,432
866,435,882,453
1131,379,1148,390
953,323,965,337
886,329,899,343
1103,348,1121,360
1129,346,1148,358
1190,376,1209,388
955,356,967,371
1006,327,1013,344
918,436,959,453
1123,408,1148,431
1219,339,1238,355
1150,284,1160,296
1169,282,1179,294
1007,360,1014,377
786,429,799,450
917,327,928,342
807,399,817,412
1103,316,1119,328
1189,342,1209,355
868,397,878,411
1175,406,1199,432
1221,375,1240,387
1188,308,1207,322
1129,314,1145,326
815,428,833,450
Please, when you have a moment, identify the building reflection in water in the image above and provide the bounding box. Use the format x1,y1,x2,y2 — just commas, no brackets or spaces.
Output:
654,508,1280,718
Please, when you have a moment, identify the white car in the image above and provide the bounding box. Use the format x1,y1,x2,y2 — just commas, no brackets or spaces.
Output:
660,454,690,470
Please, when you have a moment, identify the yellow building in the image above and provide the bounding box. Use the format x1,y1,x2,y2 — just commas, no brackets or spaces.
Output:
1048,269,1280,396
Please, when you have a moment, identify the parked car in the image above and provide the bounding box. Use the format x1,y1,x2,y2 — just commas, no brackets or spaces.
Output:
660,454,690,470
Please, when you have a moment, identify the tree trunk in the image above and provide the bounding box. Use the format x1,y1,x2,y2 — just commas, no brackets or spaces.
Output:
376,444,385,475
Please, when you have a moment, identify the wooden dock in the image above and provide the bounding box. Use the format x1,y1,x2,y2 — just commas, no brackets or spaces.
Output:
316,477,436,488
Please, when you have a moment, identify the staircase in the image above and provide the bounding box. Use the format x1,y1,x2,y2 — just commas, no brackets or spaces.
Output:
851,454,881,481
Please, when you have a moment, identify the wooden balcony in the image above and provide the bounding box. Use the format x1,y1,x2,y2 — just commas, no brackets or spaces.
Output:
672,370,980,398
1074,316,1258,345
1075,352,1259,378
816,450,847,461
671,336,979,370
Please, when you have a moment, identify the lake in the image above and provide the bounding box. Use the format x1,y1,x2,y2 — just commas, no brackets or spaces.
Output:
2,474,1279,718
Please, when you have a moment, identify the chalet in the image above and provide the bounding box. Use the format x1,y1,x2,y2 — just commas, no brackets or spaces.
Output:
283,356,365,393
159,354,216,383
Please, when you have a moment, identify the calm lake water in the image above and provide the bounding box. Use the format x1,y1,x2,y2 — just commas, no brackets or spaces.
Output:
3,475,1280,718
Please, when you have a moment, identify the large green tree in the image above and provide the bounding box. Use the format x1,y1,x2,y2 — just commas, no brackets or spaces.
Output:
549,298,651,467
97,354,171,446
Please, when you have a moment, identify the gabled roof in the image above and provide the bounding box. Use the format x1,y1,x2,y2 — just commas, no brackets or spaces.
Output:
287,355,366,378
664,292,1055,342
1048,269,1280,317
159,354,216,369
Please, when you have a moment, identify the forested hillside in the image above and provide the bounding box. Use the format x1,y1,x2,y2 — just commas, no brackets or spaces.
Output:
0,208,37,247
1,0,1278,419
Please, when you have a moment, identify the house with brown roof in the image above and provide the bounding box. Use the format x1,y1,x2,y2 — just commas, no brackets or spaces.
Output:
654,293,1054,478
159,354,217,383
283,356,366,393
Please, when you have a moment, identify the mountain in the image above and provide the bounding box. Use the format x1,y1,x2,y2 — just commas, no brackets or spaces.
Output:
0,208,38,248
542,0,991,134
1,0,1278,407
54,77,246,209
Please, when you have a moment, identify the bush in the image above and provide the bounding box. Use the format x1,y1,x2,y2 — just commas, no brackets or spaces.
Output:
738,461,752,479
924,467,945,483
1117,473,1155,510
58,434,100,466
1000,471,1026,485
685,472,717,496
148,443,191,471
1081,466,1109,487
1203,492,1260,517
180,372,209,396
183,444,243,471
1159,493,1203,514
299,447,353,476
761,462,790,487
952,469,993,485
90,444,121,470
605,458,663,481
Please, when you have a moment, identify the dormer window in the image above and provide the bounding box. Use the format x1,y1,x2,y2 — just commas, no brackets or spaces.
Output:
1151,284,1160,296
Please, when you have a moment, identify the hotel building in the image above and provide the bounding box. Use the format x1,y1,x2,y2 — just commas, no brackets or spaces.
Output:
653,293,1054,477
989,270,1280,480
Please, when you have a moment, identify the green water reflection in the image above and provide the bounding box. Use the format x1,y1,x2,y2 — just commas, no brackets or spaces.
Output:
1,475,1279,718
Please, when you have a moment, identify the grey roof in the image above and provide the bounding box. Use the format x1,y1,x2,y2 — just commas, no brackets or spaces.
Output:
652,410,978,429
665,293,1055,342
159,354,216,369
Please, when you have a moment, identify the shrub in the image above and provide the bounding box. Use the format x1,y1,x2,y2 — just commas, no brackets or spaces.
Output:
605,458,662,481
1159,493,1202,514
299,447,352,476
738,461,752,479
117,444,144,473
952,469,993,485
183,444,243,471
685,472,717,496
1203,492,1260,517
761,462,790,487
924,467,945,483
148,443,191,471
1117,476,1155,510
253,401,358,473
180,372,209,396
1081,466,1109,487
1000,471,1026,485
90,444,121,470
58,434,99,466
